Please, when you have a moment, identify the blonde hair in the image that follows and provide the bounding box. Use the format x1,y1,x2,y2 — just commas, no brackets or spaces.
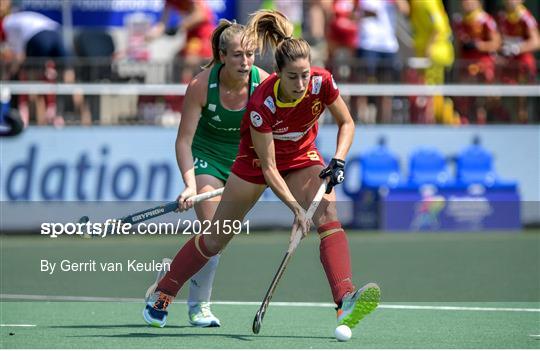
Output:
243,10,311,70
202,19,246,69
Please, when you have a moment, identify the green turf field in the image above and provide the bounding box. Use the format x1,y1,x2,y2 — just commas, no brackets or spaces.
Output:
1,230,539,348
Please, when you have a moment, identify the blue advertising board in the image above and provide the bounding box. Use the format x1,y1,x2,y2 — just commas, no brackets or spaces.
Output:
0,127,353,230
20,0,236,27
0,126,529,230
379,186,521,231
0,127,353,203
1,127,179,201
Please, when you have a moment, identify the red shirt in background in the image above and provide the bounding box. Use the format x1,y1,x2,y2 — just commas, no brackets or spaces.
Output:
328,0,358,49
497,4,538,82
453,9,498,82
454,9,498,60
166,0,215,58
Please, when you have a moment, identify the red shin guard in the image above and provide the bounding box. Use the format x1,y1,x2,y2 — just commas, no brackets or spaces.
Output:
157,235,215,296
318,221,355,305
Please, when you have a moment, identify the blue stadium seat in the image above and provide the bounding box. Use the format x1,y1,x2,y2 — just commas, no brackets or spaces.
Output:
360,145,401,188
455,144,517,191
455,144,497,186
408,147,452,187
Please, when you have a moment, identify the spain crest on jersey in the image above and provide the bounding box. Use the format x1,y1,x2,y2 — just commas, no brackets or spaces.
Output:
312,99,322,118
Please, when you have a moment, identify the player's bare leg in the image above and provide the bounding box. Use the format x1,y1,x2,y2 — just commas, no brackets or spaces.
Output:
143,174,265,327
284,165,338,226
201,174,266,253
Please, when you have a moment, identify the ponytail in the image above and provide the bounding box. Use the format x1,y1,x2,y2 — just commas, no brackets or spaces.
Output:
202,19,245,69
243,10,293,54
243,10,310,70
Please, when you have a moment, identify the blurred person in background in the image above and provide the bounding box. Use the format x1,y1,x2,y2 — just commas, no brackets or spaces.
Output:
0,86,24,137
453,0,501,124
327,0,358,81
147,0,216,114
149,0,215,83
0,0,90,126
143,19,268,328
497,0,539,123
304,0,329,67
0,0,15,79
409,0,455,124
498,0,539,82
353,0,409,124
321,0,357,125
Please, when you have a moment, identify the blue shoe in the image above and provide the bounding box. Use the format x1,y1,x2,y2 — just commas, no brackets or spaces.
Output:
142,258,172,328
337,283,380,329
188,302,221,327
143,291,173,328
144,258,171,301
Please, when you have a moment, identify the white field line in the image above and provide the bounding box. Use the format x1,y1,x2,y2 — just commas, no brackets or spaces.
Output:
0,324,36,327
1,294,539,313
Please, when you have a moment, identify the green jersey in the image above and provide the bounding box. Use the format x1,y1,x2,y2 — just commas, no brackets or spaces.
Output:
191,63,261,181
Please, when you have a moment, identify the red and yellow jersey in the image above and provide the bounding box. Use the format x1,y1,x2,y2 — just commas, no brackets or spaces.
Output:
498,4,538,45
497,3,537,81
454,9,498,59
234,67,339,175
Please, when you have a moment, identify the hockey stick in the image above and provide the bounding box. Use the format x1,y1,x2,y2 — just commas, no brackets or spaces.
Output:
78,187,224,225
252,181,327,334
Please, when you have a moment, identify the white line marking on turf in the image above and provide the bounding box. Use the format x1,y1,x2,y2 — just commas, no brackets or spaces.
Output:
1,294,140,302
378,304,540,313
0,324,36,327
218,301,540,312
1,294,539,313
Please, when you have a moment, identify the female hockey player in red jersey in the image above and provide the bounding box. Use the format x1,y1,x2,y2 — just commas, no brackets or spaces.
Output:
143,10,380,331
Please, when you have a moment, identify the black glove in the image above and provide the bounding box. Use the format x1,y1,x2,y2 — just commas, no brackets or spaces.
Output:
462,41,476,51
319,158,345,194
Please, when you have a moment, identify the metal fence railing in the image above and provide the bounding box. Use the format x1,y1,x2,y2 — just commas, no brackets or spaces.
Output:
2,57,539,126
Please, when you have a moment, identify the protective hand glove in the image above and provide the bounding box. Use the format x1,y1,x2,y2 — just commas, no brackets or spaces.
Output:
502,42,520,56
462,41,477,51
319,158,345,194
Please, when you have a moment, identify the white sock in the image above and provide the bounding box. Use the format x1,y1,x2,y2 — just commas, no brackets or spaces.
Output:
188,254,220,307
